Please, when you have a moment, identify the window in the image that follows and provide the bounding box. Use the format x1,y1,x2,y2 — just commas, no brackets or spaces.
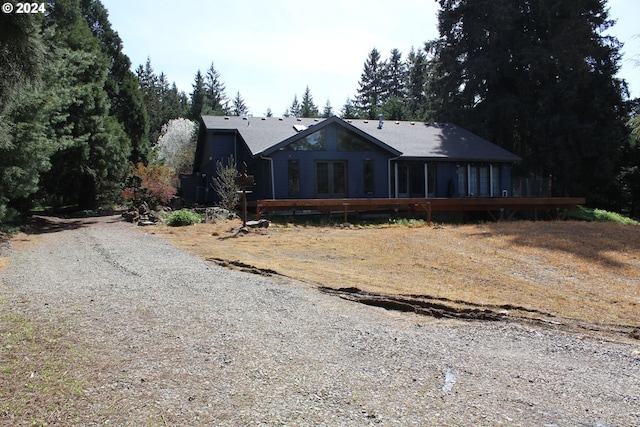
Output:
491,166,501,196
286,129,326,151
333,162,347,194
337,127,385,152
427,163,437,197
316,161,347,196
479,166,489,196
288,160,300,196
469,166,478,196
364,159,375,194
316,162,329,194
457,165,467,197
458,163,500,197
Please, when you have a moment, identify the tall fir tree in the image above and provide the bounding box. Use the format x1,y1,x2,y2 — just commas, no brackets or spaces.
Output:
0,12,48,223
340,98,358,119
288,94,301,118
321,100,334,118
39,0,131,209
136,57,163,148
189,70,206,120
300,86,319,118
203,62,228,115
232,91,249,116
80,0,149,164
429,0,629,205
355,48,386,119
384,48,407,99
405,46,429,121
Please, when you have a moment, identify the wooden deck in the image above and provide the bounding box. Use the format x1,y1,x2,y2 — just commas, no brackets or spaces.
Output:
253,197,586,222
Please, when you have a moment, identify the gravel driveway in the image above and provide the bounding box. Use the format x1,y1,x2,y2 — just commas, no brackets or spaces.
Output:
1,215,639,426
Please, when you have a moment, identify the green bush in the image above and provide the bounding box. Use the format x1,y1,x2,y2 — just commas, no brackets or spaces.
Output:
569,206,639,225
166,210,202,227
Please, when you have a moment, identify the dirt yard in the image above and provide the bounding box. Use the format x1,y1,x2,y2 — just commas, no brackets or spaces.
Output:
151,218,640,339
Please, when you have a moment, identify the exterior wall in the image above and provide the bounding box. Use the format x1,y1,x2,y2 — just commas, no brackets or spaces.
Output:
269,151,392,199
181,120,517,204
267,124,395,199
189,129,257,204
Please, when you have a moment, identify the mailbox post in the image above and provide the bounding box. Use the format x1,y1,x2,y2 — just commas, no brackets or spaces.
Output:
234,162,254,228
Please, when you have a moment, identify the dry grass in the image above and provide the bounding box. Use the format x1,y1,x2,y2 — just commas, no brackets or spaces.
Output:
0,305,88,425
151,219,640,329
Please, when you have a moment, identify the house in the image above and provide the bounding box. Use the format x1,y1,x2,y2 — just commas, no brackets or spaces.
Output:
180,115,521,205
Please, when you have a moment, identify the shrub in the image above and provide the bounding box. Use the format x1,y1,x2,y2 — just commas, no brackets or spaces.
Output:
121,162,177,207
569,206,639,225
212,155,240,212
166,209,202,227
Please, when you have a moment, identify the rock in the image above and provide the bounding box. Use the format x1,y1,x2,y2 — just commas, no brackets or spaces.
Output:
246,219,270,228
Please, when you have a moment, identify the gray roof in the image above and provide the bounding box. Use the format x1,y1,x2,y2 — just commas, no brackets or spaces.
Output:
201,115,521,162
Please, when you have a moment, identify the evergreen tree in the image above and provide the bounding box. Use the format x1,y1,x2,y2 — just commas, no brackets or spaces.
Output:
355,48,386,119
429,0,629,205
405,47,429,121
189,70,206,120
384,48,407,99
300,86,319,118
39,0,131,209
321,100,334,118
340,98,358,119
204,62,228,115
136,57,163,148
288,94,301,118
80,0,149,164
0,12,48,223
158,74,187,125
232,91,249,116
0,11,44,106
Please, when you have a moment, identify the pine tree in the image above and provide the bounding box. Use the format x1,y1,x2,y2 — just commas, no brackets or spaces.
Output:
0,12,47,223
430,0,629,205
204,62,228,115
405,47,429,120
189,70,206,120
136,58,163,148
288,94,301,118
300,86,319,118
384,48,406,99
232,91,249,116
322,100,334,118
340,98,358,119
39,0,131,209
355,48,386,119
80,0,149,164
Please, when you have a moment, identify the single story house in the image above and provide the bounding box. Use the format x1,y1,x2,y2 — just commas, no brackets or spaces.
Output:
180,115,521,204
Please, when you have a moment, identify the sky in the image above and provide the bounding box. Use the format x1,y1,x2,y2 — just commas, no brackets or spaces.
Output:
102,0,640,117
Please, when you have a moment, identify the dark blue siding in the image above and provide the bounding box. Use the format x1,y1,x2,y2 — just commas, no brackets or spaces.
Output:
269,151,392,199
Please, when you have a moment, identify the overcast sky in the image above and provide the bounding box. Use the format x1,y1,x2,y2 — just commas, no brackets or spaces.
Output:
102,0,640,117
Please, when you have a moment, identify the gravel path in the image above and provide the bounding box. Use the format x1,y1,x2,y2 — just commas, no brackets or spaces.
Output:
1,216,639,426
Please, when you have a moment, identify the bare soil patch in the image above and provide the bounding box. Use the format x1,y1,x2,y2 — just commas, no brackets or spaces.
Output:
150,219,640,338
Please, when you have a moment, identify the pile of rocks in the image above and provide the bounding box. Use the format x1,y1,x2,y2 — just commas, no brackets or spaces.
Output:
122,202,158,226
193,207,237,223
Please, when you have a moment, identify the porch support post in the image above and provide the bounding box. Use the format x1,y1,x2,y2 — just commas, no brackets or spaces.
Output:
424,163,429,198
394,163,399,198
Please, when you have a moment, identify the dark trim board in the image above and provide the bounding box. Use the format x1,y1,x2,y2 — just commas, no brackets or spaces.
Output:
253,197,586,223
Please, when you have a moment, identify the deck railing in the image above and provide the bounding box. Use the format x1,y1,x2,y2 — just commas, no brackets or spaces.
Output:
253,197,586,223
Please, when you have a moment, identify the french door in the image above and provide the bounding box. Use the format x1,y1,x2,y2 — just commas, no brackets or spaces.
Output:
316,161,347,197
